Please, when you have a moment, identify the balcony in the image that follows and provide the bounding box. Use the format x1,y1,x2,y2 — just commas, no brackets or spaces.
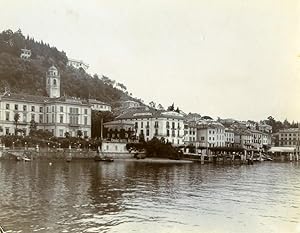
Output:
69,123,80,127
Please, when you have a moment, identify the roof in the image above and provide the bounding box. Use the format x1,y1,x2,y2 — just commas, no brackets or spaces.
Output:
88,99,111,106
116,109,184,120
49,65,58,71
279,128,300,133
104,120,134,127
196,120,225,129
268,147,295,153
1,92,49,103
1,92,89,105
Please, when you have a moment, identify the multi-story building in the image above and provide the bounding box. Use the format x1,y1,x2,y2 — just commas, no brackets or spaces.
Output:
258,123,272,134
197,121,225,148
183,121,197,146
278,128,300,147
89,99,112,112
115,109,185,146
234,129,252,149
250,129,263,149
0,66,92,138
225,128,234,147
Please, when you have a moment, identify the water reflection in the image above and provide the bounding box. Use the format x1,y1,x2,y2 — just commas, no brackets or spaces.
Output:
0,161,299,233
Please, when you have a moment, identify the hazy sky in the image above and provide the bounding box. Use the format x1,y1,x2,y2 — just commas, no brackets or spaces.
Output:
1,0,300,121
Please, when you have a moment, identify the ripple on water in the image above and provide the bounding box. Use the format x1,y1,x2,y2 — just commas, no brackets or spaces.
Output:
0,161,300,233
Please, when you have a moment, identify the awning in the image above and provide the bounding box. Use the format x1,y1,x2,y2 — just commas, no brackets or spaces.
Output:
268,147,295,153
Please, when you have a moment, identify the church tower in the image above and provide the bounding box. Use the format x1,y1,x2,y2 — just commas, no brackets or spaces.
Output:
46,65,60,98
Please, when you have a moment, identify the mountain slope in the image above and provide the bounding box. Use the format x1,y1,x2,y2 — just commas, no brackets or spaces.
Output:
0,29,133,105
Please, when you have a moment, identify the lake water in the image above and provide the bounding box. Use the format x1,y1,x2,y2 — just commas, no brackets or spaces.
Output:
0,160,299,233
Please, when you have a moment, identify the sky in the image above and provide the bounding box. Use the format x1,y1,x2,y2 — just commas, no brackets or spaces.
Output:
1,0,300,121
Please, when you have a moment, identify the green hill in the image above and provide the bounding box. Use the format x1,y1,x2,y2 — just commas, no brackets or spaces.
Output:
0,29,134,105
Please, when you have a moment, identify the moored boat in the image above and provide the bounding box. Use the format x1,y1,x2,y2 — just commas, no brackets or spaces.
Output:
94,155,114,162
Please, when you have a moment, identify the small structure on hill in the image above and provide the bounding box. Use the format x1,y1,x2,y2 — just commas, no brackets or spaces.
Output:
20,48,31,60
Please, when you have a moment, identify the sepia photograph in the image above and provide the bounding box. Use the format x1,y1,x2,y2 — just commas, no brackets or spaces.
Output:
0,0,299,232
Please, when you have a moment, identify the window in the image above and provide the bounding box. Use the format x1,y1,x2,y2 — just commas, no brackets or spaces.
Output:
201,136,205,141
59,129,64,137
60,106,63,112
53,79,57,86
52,113,55,123
60,114,63,123
31,106,35,112
166,121,170,128
84,131,87,137
146,129,149,136
40,107,43,113
23,113,27,122
155,129,158,136
14,104,18,110
70,107,79,114
46,114,49,123
154,121,158,128
84,116,88,125
84,109,88,114
39,114,43,123
6,104,9,110
23,105,27,111
5,128,9,135
31,114,35,121
141,122,143,128
167,129,170,137
52,106,55,112
172,130,175,137
5,112,9,121
46,107,49,113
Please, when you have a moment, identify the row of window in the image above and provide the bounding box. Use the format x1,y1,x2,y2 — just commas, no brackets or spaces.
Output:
5,112,88,125
280,133,300,137
5,104,88,115
3,127,88,137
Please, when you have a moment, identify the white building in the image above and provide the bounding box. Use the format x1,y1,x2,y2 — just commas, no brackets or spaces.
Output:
115,109,185,146
197,121,225,148
67,58,89,71
20,48,31,60
89,99,112,112
0,66,91,138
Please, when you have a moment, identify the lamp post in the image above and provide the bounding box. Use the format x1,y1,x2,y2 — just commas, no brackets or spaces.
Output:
12,141,15,150
47,142,50,152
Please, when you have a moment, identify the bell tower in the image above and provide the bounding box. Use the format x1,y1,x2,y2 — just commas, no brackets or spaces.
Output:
46,65,60,98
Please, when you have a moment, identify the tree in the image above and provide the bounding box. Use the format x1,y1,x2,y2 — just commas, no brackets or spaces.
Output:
157,104,164,111
29,119,37,131
167,103,175,111
149,101,156,109
77,130,83,138
64,131,70,138
14,112,20,135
